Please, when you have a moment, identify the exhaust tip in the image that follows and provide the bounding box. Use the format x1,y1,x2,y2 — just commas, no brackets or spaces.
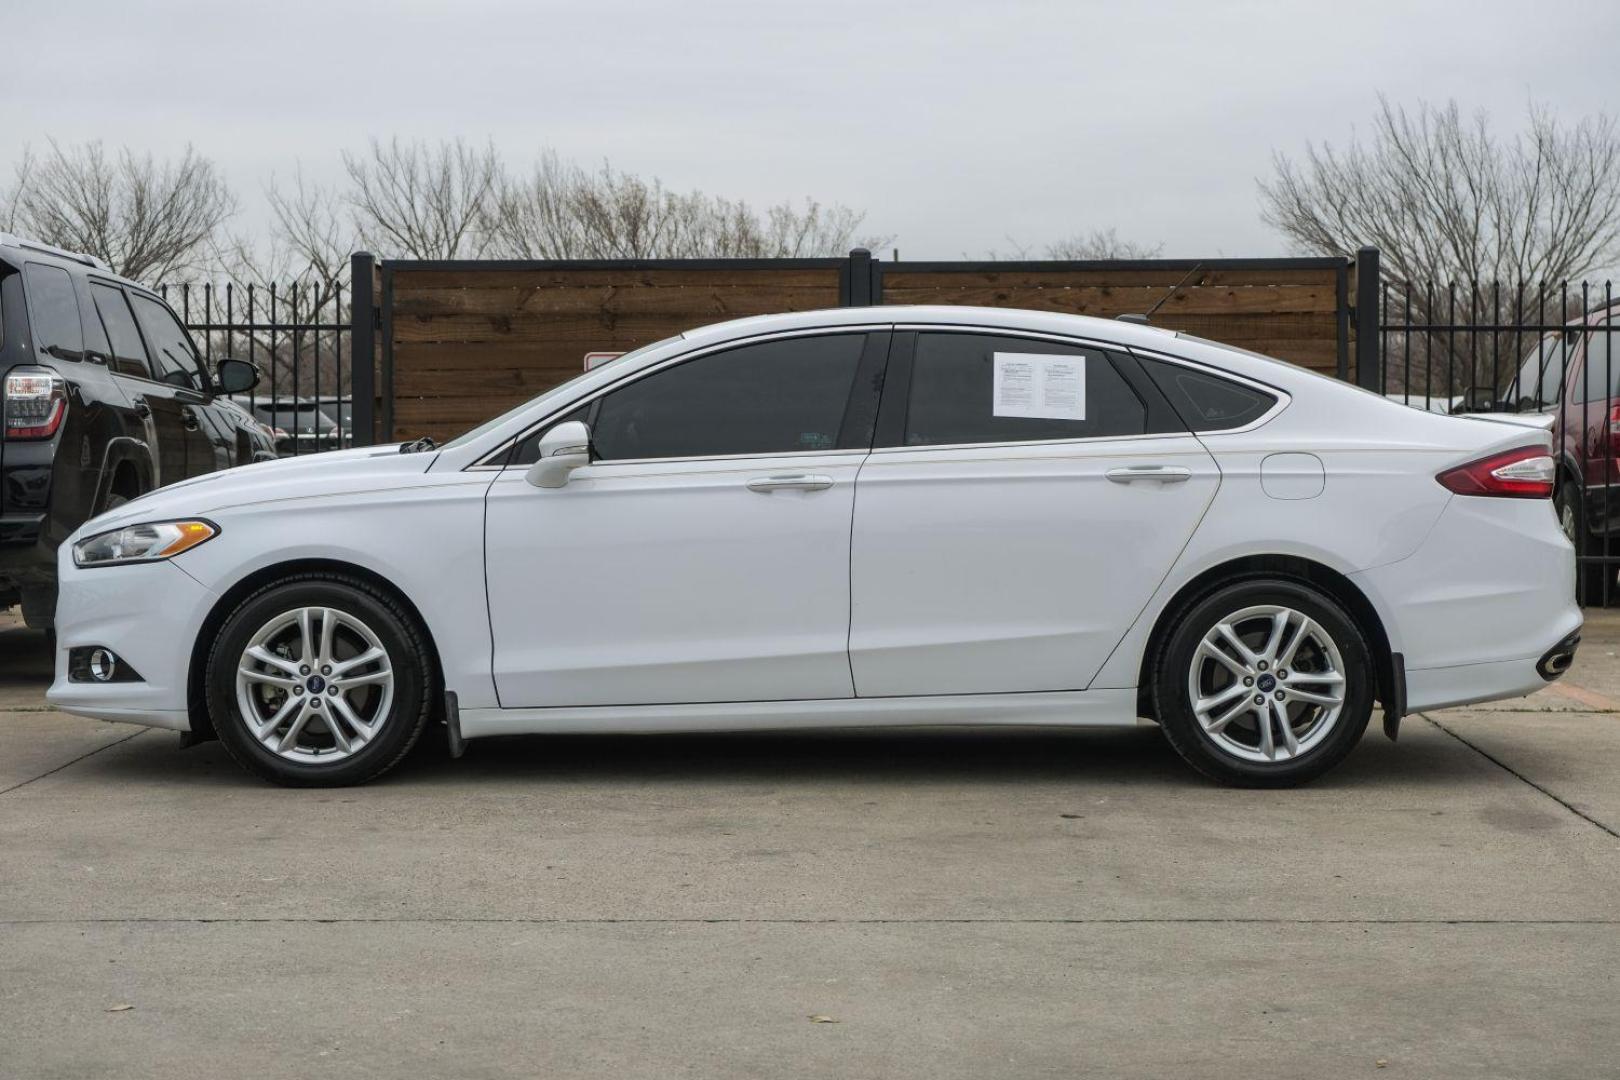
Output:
1537,631,1582,681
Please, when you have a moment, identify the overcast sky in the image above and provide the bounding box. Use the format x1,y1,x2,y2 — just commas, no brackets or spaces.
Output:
5,0,1619,260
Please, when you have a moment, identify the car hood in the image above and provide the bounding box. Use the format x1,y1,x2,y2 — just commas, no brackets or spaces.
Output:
77,445,439,538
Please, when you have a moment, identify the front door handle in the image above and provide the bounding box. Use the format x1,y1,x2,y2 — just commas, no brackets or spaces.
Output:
182,406,200,431
746,473,834,493
134,399,152,419
1105,465,1193,485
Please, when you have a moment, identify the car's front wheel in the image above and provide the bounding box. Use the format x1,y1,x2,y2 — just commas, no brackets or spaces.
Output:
1152,579,1373,787
205,573,435,786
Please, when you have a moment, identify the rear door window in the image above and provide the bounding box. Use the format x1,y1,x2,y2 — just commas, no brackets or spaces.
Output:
899,332,1146,446
23,263,84,361
90,284,153,379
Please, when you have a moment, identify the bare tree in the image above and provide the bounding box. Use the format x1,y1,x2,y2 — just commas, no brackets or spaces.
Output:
342,137,501,259
1260,98,1620,286
487,154,886,259
977,228,1162,260
1043,228,1163,260
1262,98,1620,395
1,140,236,283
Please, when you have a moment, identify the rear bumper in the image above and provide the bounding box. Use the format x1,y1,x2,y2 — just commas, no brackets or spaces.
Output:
1405,638,1577,713
1353,494,1583,712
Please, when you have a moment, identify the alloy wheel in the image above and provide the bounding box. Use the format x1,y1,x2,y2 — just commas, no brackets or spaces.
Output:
235,606,395,764
1187,604,1347,764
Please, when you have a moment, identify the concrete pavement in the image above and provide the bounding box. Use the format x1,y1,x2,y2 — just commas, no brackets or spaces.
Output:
2,609,1617,1078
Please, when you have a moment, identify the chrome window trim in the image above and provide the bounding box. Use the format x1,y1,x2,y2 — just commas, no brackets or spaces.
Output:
473,323,891,470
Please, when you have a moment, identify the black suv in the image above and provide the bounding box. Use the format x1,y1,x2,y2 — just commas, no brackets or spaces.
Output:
0,234,273,628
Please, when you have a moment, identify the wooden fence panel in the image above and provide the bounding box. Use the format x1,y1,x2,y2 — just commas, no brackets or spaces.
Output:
386,264,844,443
378,256,1354,445
876,265,1348,377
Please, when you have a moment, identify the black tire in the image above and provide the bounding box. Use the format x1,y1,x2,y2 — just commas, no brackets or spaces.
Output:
1556,484,1609,606
205,573,436,787
1152,578,1373,788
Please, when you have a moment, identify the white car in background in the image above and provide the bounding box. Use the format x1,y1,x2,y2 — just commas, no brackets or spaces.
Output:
47,307,1581,788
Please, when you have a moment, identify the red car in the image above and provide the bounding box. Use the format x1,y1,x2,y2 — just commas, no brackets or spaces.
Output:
1508,303,1618,601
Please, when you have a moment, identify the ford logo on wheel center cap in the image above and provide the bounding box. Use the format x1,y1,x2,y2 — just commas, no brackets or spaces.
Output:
1256,673,1276,693
307,675,327,693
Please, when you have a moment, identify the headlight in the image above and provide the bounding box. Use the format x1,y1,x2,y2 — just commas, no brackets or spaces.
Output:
72,520,218,567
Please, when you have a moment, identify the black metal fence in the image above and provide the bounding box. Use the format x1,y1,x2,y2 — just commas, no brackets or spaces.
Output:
163,278,354,456
1378,279,1618,605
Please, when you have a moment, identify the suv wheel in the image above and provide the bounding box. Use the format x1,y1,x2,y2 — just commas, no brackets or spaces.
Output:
205,573,435,786
1153,579,1373,787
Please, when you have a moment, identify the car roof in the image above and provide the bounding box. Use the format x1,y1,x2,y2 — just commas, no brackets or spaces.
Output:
679,304,1184,351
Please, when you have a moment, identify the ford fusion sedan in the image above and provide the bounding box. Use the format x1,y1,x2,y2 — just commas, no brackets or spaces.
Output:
47,307,1581,787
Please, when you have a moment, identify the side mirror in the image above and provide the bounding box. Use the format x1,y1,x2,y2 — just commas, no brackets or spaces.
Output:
525,420,592,489
215,357,261,395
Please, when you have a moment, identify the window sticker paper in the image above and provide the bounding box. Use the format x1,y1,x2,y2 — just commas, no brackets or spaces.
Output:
992,353,1086,420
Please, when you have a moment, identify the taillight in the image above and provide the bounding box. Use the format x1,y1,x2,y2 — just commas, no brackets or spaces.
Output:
1609,404,1620,457
3,367,67,440
1437,445,1556,499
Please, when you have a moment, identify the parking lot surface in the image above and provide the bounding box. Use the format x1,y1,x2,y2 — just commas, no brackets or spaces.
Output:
2,609,1618,1079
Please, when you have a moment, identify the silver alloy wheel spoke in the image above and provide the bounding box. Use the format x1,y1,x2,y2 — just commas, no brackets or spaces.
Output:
1187,603,1347,765
235,606,394,765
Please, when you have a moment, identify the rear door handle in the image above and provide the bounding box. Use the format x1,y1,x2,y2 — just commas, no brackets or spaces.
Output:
746,473,834,493
1105,465,1193,485
134,400,152,419
182,406,200,431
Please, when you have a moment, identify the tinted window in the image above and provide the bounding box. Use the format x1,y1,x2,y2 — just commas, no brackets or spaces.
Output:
902,333,1145,446
90,284,153,379
23,263,84,360
588,334,867,461
1138,356,1276,431
129,293,204,389
1574,320,1620,405
1509,335,1572,409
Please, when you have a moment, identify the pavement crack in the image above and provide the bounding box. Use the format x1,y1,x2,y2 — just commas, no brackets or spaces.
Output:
1422,712,1620,840
0,729,146,797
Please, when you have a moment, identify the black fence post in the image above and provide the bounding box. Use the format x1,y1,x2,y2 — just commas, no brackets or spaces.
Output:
1355,246,1381,391
350,252,376,446
847,248,874,306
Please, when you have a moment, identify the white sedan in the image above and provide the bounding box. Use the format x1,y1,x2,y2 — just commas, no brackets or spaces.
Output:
47,307,1582,787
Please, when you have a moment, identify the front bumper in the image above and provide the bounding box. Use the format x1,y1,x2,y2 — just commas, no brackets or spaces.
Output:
44,554,219,731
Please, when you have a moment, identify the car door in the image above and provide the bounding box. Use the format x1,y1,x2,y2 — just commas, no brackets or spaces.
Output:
483,329,889,708
88,282,193,488
126,290,226,478
848,329,1220,697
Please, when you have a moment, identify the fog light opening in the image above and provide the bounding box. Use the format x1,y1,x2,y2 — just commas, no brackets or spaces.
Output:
87,648,118,682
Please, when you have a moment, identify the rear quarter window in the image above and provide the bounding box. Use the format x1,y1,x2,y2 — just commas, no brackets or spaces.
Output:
23,263,85,361
1138,356,1276,431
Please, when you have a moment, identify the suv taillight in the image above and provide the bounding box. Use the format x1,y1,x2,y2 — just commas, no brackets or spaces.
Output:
3,367,67,440
1609,403,1620,457
1437,445,1556,499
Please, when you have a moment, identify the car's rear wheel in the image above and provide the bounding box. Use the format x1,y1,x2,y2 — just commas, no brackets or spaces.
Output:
1153,579,1373,787
205,574,435,786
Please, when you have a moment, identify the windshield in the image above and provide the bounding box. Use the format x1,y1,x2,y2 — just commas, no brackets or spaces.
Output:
437,335,682,450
